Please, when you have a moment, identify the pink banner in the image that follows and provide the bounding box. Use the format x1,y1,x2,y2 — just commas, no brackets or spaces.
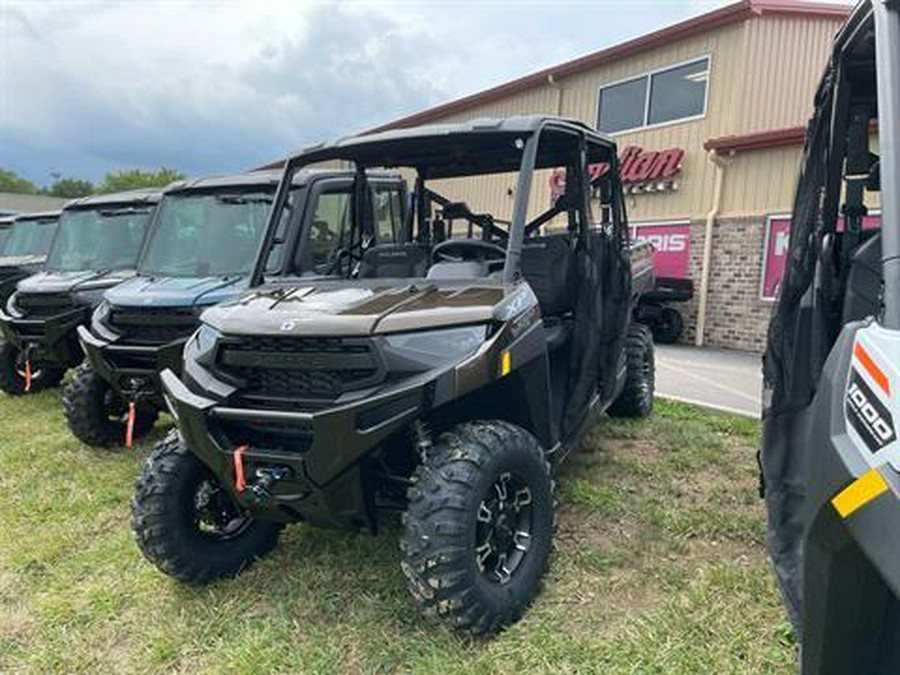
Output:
761,214,881,300
631,222,691,279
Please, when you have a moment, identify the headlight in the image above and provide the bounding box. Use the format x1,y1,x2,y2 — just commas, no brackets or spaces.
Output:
90,299,118,339
5,291,23,319
382,325,487,370
186,323,222,367
93,299,112,326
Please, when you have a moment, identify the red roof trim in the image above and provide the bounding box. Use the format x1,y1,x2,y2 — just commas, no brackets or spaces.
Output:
365,0,849,134
704,126,807,152
705,118,878,153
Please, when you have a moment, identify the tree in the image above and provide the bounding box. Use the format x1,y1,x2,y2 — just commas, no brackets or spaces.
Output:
47,178,95,199
0,169,39,195
97,167,186,194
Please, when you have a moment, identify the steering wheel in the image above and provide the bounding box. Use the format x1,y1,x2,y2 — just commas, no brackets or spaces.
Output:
432,239,506,265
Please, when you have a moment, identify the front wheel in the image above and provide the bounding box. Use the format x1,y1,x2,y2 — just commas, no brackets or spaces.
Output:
400,420,555,635
132,431,281,584
63,364,158,448
608,322,655,418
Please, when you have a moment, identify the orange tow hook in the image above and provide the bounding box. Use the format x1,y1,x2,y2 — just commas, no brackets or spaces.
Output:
234,445,248,493
125,402,136,450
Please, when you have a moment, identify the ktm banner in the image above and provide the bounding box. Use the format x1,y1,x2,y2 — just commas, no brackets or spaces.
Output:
761,214,882,300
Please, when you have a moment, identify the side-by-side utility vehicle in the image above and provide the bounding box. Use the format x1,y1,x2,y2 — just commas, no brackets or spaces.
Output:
0,190,159,394
71,170,405,447
0,211,60,306
133,116,655,634
761,1,900,672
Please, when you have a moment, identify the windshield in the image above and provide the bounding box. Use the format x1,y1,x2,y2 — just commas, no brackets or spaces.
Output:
2,217,59,258
0,227,10,255
139,191,273,277
45,206,153,272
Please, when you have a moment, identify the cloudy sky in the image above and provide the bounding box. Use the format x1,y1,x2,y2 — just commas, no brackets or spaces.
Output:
0,0,796,184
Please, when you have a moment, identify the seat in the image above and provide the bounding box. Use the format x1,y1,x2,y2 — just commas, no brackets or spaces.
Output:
843,231,882,323
426,261,487,280
357,243,431,279
520,235,577,317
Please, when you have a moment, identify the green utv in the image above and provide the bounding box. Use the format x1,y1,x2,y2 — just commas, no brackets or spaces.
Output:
134,116,655,634
0,211,60,307
0,190,158,395
71,170,405,448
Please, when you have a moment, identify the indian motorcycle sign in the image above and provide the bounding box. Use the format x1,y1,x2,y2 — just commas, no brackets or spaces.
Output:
550,145,685,200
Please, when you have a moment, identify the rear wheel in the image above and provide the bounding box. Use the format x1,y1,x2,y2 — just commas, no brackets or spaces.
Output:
0,341,62,395
652,306,684,344
63,363,157,447
608,322,655,418
132,431,281,583
400,420,555,635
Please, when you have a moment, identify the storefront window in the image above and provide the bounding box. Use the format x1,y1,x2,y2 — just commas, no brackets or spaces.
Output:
598,56,709,133
597,77,647,134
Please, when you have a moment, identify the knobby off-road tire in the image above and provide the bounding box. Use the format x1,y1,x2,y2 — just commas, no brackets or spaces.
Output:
63,363,158,448
0,341,64,395
132,431,281,584
608,322,655,418
651,306,684,344
401,420,555,635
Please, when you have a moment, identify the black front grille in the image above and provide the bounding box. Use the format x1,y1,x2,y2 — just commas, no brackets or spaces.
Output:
16,292,76,318
109,307,198,345
218,336,382,400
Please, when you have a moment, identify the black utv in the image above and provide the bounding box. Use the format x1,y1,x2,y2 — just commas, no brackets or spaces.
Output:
71,170,405,447
0,211,60,306
133,116,655,634
0,190,159,395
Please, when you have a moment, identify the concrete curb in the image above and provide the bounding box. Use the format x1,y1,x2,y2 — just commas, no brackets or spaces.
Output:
656,392,761,420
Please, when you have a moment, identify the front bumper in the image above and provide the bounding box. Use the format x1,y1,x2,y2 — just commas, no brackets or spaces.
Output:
161,365,433,528
0,305,89,368
78,324,187,406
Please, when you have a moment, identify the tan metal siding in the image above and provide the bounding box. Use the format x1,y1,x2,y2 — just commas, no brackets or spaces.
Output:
739,16,840,134
393,14,845,223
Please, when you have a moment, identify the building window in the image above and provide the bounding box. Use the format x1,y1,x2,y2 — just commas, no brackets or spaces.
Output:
597,56,709,134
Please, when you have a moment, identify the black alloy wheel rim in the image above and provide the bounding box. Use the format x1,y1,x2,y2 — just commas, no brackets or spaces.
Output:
192,475,253,541
475,471,534,585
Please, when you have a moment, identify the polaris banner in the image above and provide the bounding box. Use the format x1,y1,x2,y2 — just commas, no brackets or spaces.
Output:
630,222,691,280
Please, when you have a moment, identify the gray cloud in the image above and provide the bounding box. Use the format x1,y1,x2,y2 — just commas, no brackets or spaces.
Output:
1,0,736,184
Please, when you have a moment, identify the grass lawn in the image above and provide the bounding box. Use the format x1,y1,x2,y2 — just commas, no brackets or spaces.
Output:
0,389,795,673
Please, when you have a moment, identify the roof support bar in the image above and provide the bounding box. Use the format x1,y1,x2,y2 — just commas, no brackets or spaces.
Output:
876,0,900,327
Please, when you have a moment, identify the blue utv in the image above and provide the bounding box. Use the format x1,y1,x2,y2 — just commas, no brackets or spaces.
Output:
69,169,406,447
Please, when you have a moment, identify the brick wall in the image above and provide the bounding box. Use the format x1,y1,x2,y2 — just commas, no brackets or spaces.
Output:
670,216,774,353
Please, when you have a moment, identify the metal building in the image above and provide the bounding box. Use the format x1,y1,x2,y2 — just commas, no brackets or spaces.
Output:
369,0,871,352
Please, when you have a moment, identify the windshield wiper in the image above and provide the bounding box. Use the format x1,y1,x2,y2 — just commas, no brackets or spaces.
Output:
215,194,273,205
99,207,152,217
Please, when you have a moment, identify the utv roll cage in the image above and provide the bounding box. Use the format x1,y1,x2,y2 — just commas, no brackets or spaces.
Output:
252,116,626,287
762,1,900,670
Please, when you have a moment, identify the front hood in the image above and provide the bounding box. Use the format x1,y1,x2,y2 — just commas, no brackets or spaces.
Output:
105,275,249,309
0,254,44,275
203,281,508,337
17,269,136,295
